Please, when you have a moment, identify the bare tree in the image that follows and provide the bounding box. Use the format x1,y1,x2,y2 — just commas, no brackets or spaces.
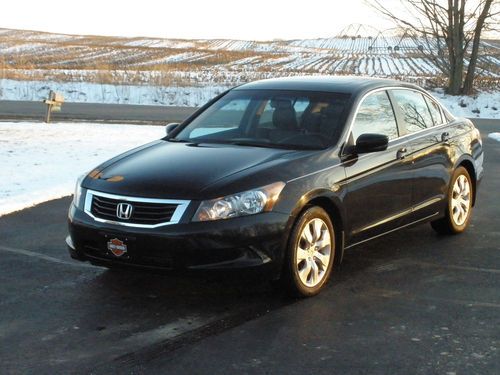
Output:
366,0,499,95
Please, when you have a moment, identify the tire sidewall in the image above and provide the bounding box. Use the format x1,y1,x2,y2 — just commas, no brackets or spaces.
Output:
286,206,335,297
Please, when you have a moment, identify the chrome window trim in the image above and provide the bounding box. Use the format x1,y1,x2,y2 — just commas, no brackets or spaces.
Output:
84,189,190,228
341,86,454,156
289,87,454,184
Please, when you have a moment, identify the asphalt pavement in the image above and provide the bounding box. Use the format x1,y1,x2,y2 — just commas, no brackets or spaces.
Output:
0,100,197,124
0,119,499,374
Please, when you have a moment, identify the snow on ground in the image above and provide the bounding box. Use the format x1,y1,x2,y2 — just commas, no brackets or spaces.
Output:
432,89,500,119
0,121,164,216
1,77,498,119
0,79,228,107
1,114,499,216
488,133,500,142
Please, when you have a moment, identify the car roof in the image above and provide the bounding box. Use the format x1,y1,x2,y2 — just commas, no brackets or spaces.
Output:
234,75,422,97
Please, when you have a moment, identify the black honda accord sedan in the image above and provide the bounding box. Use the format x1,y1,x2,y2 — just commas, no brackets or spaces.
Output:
67,76,483,296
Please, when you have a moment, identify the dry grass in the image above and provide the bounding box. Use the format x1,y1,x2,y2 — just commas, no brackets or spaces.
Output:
0,28,498,89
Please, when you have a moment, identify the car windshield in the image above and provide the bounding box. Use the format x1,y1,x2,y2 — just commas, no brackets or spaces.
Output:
171,89,351,150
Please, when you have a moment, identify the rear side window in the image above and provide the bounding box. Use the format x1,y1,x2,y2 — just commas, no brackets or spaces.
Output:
424,96,444,126
351,91,398,141
391,90,434,133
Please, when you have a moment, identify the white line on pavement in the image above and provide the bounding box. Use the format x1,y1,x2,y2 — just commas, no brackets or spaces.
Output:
0,244,96,269
366,257,500,275
362,288,500,309
408,259,500,274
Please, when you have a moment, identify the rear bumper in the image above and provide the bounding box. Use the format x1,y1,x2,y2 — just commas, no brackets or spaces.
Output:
67,203,291,275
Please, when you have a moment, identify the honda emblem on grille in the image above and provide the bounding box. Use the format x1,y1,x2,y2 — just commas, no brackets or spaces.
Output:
116,202,133,220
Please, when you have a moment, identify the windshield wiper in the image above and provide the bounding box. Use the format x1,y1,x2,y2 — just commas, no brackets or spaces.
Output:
228,140,279,149
230,141,322,150
170,138,320,150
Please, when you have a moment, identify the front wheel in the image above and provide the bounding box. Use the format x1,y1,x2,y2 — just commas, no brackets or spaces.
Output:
431,166,473,234
283,206,335,297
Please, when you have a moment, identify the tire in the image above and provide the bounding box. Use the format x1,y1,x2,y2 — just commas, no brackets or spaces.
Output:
283,206,335,297
431,166,473,235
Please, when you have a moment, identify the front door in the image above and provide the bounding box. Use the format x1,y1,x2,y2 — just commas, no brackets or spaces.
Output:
343,90,413,245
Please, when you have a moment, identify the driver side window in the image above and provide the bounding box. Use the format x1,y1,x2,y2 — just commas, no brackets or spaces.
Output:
351,91,398,142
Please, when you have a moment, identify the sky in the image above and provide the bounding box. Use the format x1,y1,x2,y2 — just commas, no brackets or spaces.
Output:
0,0,400,40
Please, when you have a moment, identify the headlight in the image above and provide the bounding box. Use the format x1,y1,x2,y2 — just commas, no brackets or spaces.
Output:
193,182,285,222
72,174,86,209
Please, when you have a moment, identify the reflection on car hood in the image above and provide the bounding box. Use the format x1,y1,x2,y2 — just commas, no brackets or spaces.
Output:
82,140,300,199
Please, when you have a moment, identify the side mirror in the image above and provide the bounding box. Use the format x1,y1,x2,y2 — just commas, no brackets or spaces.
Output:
355,133,389,154
165,123,180,136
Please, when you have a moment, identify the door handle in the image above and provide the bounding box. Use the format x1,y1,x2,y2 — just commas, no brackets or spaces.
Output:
397,147,407,160
441,132,450,143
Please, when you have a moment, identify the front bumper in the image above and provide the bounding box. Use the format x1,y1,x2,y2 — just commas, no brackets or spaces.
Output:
67,203,291,275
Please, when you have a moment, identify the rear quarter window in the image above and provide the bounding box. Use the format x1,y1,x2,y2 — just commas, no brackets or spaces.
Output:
424,96,445,126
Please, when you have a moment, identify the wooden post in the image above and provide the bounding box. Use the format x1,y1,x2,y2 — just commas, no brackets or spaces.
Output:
44,91,64,123
45,91,54,123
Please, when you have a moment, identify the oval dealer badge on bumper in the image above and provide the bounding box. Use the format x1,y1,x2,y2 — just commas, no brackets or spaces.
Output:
107,238,127,257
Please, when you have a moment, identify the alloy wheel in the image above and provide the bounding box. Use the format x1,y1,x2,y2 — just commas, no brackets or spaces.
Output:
295,218,332,288
451,174,471,226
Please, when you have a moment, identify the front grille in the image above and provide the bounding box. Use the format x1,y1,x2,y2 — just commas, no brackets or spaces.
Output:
90,194,179,225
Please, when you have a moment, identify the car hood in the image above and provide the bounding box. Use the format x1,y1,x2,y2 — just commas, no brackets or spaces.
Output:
83,140,302,199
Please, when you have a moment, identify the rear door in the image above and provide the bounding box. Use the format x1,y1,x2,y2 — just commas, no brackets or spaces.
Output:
389,89,453,220
343,90,413,245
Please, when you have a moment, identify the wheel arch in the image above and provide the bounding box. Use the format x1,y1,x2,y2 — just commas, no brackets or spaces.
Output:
288,189,346,265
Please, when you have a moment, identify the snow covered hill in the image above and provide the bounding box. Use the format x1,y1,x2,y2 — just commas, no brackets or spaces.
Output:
1,27,498,86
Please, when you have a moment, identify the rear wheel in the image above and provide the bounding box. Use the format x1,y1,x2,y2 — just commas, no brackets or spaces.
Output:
284,206,335,297
431,166,473,234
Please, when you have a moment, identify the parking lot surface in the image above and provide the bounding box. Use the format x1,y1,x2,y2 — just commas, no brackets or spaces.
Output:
0,119,498,374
